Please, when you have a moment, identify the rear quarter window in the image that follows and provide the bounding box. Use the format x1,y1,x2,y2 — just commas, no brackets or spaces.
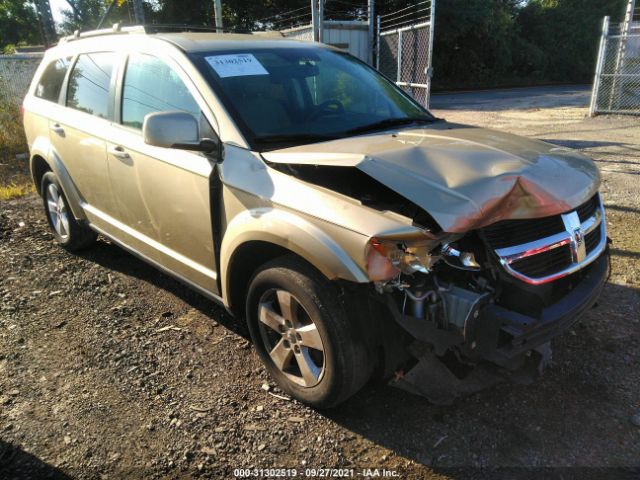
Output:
67,52,116,119
35,57,71,103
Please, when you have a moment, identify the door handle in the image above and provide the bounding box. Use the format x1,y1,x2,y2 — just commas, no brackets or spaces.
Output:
50,123,65,135
108,146,130,160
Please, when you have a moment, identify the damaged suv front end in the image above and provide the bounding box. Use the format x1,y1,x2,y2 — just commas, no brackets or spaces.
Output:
365,193,609,403
260,124,610,404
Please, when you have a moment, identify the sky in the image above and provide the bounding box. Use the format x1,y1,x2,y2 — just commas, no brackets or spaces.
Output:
49,0,67,24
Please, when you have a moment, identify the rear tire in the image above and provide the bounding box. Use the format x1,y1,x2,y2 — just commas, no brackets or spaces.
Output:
41,172,97,251
246,255,372,408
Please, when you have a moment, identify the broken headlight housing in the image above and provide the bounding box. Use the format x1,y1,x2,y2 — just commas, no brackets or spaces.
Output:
366,238,439,281
365,237,482,281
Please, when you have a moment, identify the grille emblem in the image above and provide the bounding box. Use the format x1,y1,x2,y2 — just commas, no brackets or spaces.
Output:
561,211,587,263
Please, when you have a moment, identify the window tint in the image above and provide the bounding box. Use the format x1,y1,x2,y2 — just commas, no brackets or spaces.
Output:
122,54,200,130
35,57,70,102
198,48,428,144
67,52,115,119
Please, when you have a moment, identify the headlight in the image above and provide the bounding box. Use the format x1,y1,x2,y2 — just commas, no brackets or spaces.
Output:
365,238,482,281
365,238,437,281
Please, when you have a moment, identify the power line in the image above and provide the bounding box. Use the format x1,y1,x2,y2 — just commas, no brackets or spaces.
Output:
254,6,310,24
379,1,430,19
380,8,431,27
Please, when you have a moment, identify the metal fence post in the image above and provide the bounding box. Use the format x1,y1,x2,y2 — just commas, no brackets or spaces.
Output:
426,0,436,109
397,29,403,83
590,16,610,117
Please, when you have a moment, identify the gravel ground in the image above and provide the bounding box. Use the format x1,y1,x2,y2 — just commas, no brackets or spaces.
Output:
1,89,639,479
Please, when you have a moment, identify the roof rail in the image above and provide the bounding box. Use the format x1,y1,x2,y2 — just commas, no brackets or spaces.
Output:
60,23,145,43
59,23,251,43
143,24,248,34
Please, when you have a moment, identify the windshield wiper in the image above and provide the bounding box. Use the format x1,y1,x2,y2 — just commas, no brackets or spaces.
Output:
345,117,436,135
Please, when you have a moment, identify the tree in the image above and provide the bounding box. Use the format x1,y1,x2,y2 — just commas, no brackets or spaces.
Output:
58,0,130,34
0,0,39,50
517,0,628,82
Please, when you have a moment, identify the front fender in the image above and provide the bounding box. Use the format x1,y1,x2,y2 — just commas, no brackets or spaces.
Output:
30,136,87,221
220,207,369,304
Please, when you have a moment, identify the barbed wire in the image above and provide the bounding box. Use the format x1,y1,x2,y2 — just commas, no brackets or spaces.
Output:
379,0,430,20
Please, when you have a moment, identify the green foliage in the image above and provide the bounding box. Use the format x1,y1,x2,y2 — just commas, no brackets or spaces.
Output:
0,0,39,50
432,0,628,89
58,0,132,34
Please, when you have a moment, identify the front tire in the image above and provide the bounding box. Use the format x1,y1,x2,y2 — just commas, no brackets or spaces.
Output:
41,172,97,251
246,255,372,408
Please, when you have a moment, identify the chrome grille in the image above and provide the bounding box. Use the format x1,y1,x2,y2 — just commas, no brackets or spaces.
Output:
483,194,607,285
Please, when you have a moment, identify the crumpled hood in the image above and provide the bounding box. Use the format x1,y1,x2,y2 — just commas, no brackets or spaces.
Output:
261,122,600,233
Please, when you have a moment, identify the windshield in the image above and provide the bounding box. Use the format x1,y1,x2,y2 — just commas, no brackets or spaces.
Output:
192,47,435,150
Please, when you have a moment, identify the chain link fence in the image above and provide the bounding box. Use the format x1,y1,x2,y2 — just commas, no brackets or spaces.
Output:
591,19,640,115
376,1,435,108
0,54,43,106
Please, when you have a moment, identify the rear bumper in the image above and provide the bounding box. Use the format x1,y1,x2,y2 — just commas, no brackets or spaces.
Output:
474,248,610,364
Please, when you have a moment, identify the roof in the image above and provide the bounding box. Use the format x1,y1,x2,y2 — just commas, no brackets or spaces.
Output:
155,32,315,52
58,25,319,53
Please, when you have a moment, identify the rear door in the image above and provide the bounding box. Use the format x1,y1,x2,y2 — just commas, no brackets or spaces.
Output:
49,52,118,219
105,52,218,294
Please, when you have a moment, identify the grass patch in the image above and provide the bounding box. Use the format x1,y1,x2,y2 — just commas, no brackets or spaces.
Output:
0,182,34,200
1,98,32,199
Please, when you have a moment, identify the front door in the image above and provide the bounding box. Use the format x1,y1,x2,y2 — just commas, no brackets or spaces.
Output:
105,52,218,294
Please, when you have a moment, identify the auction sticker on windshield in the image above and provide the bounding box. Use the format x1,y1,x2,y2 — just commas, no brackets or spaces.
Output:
205,54,269,77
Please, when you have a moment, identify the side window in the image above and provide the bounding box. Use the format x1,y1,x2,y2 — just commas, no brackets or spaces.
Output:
67,52,116,119
122,54,201,130
35,57,71,102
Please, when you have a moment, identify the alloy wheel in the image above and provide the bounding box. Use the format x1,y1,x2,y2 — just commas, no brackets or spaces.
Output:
257,289,326,387
46,183,70,241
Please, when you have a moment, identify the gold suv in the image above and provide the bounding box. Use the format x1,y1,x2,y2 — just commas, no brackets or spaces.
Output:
24,26,609,407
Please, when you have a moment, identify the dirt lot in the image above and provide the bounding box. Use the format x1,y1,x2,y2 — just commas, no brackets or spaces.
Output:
1,87,639,479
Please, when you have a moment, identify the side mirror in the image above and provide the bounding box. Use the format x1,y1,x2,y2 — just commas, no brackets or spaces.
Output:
143,111,218,154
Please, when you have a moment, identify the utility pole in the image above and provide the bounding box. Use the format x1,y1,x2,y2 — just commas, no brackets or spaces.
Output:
35,0,57,46
368,0,374,65
132,0,145,24
214,0,223,30
311,0,319,41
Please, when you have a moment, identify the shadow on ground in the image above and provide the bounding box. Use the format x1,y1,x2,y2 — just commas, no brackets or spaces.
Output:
75,238,248,339
0,441,70,480
319,280,639,473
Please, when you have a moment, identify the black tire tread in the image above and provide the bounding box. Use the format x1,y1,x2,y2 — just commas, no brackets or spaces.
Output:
41,172,97,252
246,254,372,408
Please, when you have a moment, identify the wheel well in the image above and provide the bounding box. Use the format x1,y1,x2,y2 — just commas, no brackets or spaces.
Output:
31,155,51,195
227,241,296,317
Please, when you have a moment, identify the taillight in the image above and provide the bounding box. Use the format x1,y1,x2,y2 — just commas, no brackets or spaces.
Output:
20,104,25,118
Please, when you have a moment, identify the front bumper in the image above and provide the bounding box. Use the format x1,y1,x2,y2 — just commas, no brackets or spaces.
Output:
389,248,610,403
474,249,610,365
